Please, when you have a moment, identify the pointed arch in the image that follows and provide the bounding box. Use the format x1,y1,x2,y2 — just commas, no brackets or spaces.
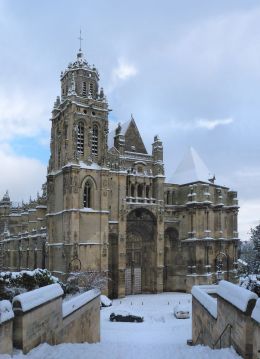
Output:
82,176,96,208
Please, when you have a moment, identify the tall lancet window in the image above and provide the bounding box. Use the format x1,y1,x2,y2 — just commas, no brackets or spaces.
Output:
83,180,92,208
77,122,84,155
89,82,94,97
92,125,98,155
82,82,87,97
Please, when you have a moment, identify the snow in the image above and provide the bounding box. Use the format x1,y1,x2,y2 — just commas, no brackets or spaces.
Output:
12,284,63,313
217,280,258,312
191,285,218,318
108,119,132,148
237,258,248,266
2,293,241,359
0,300,14,324
62,289,100,318
251,298,260,323
100,294,112,307
171,147,212,185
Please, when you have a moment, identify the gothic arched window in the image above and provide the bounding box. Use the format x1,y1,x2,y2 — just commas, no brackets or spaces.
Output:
92,125,98,155
77,122,84,155
83,180,92,208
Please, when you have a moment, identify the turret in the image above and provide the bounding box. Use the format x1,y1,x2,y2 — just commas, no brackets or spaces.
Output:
114,123,125,155
152,135,164,175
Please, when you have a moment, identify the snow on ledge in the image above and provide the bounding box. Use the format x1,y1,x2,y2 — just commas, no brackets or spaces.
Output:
191,285,218,319
252,298,260,324
62,289,100,318
218,280,258,313
13,284,64,313
0,300,14,324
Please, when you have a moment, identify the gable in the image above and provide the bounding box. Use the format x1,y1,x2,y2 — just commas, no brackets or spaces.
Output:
124,120,147,154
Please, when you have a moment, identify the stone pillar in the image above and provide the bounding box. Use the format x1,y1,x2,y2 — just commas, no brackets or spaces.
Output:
155,210,164,293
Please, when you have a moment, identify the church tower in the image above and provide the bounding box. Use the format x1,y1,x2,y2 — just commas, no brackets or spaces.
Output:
47,44,110,278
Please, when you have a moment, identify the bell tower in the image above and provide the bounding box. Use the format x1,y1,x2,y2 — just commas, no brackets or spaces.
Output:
48,46,109,173
47,44,110,279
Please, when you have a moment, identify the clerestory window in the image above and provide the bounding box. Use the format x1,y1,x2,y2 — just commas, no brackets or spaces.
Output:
77,122,84,155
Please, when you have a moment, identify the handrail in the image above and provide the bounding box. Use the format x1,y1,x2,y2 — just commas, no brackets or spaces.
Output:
213,323,232,349
194,330,202,345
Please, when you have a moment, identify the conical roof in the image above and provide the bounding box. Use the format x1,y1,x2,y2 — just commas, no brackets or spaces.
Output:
171,147,212,184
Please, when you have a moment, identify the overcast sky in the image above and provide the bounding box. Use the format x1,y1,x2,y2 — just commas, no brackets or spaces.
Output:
0,0,260,240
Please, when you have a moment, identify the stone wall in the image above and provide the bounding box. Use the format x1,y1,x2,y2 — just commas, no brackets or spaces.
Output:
13,292,63,353
0,320,13,354
61,294,100,343
192,281,260,359
0,300,14,354
252,319,260,359
1,285,100,355
192,297,217,346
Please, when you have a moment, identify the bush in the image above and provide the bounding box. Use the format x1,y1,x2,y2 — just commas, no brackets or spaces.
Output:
0,269,61,301
240,274,260,297
65,271,108,295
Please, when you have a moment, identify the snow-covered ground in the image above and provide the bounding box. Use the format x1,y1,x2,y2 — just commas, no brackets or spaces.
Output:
0,292,241,359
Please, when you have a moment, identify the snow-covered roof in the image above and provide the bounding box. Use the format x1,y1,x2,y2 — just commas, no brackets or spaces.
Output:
191,285,218,318
62,289,100,318
61,51,98,79
218,280,258,313
108,119,132,149
252,298,260,323
13,283,63,313
0,300,14,324
171,147,212,185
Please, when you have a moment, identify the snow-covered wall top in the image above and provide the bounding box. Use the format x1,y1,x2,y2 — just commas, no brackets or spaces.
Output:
251,298,260,324
62,289,100,318
217,280,258,313
0,300,14,324
191,285,218,319
12,284,64,313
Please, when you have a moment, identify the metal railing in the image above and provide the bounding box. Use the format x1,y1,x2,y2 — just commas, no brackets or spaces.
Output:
213,324,232,349
194,330,203,345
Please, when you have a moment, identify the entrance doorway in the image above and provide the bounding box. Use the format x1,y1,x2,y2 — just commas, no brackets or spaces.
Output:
126,208,156,294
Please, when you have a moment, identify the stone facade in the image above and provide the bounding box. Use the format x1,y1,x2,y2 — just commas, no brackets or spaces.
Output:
0,48,239,296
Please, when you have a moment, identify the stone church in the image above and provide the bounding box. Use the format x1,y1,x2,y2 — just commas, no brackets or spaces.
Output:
0,48,239,297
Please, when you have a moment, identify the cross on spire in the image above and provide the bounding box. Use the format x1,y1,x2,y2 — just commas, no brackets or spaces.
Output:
78,29,83,51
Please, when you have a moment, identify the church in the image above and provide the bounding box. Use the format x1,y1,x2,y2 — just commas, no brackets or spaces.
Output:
0,47,239,297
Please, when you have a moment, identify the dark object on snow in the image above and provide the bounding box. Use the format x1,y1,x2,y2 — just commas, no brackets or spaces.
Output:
110,311,143,323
